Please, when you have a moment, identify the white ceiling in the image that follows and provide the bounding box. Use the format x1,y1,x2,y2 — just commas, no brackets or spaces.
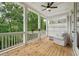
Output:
23,2,73,17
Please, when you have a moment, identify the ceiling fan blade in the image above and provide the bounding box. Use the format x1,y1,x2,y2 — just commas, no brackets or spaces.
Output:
47,2,50,6
50,2,54,6
42,9,46,11
41,5,47,8
50,6,57,8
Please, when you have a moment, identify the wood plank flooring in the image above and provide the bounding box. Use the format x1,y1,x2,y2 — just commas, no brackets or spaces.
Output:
1,37,74,56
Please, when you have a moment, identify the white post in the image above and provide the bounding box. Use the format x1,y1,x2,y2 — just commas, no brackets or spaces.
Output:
46,18,48,36
72,2,79,55
73,2,77,47
38,14,41,38
38,14,41,30
23,7,25,44
23,6,28,44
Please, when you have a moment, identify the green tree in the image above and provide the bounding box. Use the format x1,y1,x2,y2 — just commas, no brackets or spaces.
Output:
0,2,23,33
27,11,46,31
28,11,38,31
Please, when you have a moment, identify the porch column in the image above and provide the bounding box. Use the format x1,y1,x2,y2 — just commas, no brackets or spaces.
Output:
38,14,41,39
71,2,78,55
46,18,48,36
73,2,77,47
74,3,77,47
23,6,28,44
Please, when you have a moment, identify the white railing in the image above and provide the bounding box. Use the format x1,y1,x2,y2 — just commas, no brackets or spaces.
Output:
0,31,46,52
27,31,46,41
40,31,46,37
27,31,38,41
0,32,23,51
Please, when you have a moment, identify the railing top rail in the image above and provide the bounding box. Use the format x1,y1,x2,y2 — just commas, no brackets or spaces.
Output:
0,31,46,35
27,31,46,34
0,32,24,35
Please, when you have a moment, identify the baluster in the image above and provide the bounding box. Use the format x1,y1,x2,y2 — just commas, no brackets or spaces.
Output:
25,33,27,41
19,34,21,43
32,33,33,39
34,33,36,39
12,34,14,46
4,35,6,48
17,34,19,44
7,34,9,47
8,34,10,47
16,34,18,44
30,33,31,40
11,34,13,46
0,35,1,50
21,33,23,42
5,35,7,48
28,33,29,40
4,35,5,48
31,33,32,40
15,34,17,44
9,35,11,46
16,35,18,44
29,33,30,40
34,33,35,39
35,33,36,39
22,33,23,42
7,34,8,47
27,33,28,41
20,33,22,43
33,33,34,39
36,33,37,38
20,34,22,43
26,33,29,41
18,34,20,44
1,35,4,50
14,35,15,46
13,34,14,45
3,35,5,48
10,35,12,46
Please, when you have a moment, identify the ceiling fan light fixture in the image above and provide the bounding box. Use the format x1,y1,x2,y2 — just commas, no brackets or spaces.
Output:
47,8,51,11
41,2,57,12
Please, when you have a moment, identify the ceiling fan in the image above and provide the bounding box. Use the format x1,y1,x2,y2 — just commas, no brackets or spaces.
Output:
41,2,57,12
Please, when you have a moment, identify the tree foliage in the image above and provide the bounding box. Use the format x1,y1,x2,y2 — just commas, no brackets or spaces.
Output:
27,11,46,31
0,2,23,33
28,11,38,31
0,2,46,33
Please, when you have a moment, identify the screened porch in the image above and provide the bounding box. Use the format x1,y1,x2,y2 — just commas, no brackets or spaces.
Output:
0,2,79,56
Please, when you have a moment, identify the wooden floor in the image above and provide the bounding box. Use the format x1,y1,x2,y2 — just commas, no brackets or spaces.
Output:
1,37,74,56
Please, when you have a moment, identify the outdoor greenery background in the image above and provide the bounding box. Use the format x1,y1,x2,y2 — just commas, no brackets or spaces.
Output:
0,2,23,32
0,2,46,33
28,11,46,31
